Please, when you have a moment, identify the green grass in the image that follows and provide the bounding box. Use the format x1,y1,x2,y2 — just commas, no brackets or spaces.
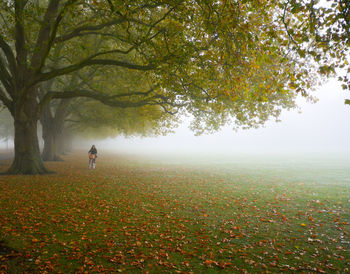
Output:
0,152,349,273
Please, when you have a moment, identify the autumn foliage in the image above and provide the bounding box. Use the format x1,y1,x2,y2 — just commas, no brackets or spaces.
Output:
0,153,349,273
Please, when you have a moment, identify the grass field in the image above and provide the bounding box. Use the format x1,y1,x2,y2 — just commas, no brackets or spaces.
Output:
0,151,349,273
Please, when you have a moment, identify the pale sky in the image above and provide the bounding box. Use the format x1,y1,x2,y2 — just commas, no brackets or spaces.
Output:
96,78,350,155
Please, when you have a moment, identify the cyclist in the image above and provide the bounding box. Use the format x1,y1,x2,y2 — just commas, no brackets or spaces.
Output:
88,145,98,169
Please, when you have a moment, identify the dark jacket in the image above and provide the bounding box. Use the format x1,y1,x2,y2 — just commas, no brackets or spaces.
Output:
89,147,97,154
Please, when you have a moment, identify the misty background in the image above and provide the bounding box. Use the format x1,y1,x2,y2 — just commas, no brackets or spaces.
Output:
1,78,349,159
92,78,349,158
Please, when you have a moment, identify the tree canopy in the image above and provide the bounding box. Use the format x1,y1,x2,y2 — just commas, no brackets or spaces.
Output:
0,0,340,174
279,0,349,103
0,0,307,115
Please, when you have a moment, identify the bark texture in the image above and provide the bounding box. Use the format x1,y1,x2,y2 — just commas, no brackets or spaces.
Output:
41,105,63,161
42,126,62,161
7,98,49,174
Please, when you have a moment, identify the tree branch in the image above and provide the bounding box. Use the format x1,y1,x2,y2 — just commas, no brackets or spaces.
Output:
109,86,158,99
338,0,350,40
74,67,100,88
157,104,180,115
15,0,28,86
54,9,169,44
282,0,302,51
0,34,17,79
37,58,156,84
0,56,13,93
80,79,158,99
0,86,13,112
39,89,158,110
54,97,72,125
0,11,11,33
29,0,63,74
54,18,127,43
38,86,184,116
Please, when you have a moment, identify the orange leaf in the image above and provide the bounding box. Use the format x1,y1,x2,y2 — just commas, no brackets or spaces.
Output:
204,260,213,266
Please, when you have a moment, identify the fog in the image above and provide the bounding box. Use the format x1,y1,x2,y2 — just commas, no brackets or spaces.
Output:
94,78,350,159
1,78,349,160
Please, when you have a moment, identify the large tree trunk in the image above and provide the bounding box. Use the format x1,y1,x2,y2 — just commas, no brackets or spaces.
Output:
7,89,49,174
7,107,49,174
4,0,61,174
42,126,62,161
41,107,63,161
40,99,71,161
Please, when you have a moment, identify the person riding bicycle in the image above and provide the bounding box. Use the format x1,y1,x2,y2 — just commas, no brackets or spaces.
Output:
88,145,98,169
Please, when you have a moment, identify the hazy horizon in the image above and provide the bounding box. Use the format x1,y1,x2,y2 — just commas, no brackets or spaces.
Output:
1,78,349,157
89,78,350,156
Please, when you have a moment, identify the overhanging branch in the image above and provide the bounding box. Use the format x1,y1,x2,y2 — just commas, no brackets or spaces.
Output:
31,0,78,75
55,18,132,43
38,89,154,113
0,86,13,112
38,87,183,116
0,57,13,92
0,34,17,79
37,58,156,83
282,0,302,51
80,81,159,99
29,0,61,73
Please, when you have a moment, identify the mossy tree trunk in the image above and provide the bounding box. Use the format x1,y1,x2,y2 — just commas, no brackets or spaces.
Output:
40,98,71,161
7,95,49,174
42,124,62,161
41,105,62,161
4,0,61,174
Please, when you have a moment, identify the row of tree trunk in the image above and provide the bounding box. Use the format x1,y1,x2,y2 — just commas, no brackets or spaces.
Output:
41,120,73,162
6,99,73,174
40,101,72,162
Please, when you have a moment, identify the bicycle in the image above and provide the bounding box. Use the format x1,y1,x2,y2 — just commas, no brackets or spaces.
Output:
88,153,96,169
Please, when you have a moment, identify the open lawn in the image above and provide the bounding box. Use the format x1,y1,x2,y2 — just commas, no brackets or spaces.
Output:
0,152,349,273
